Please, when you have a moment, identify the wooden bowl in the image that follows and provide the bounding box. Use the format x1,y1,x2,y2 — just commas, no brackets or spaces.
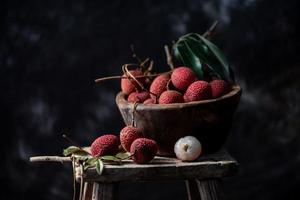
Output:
116,85,242,156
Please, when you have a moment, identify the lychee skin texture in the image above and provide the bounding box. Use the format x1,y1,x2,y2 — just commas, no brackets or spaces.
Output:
130,138,158,164
149,74,170,99
143,98,157,104
174,136,202,161
120,126,143,152
121,69,144,95
184,81,212,102
91,134,120,157
127,91,150,103
171,67,197,91
159,90,184,104
210,80,231,98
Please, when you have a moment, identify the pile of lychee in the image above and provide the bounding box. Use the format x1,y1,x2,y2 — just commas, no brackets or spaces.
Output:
89,66,232,164
90,126,158,164
90,126,204,164
122,66,232,104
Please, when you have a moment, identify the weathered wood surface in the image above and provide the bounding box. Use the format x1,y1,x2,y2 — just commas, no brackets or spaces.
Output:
82,151,238,182
186,179,224,200
197,179,224,200
82,182,93,200
91,182,117,200
186,180,202,200
30,156,71,162
116,85,242,155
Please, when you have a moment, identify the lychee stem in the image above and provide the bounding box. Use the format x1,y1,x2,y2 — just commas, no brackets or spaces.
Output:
122,64,144,93
131,101,139,127
202,20,219,38
62,134,92,155
121,64,142,93
142,60,154,80
164,45,174,70
130,45,153,73
130,45,142,64
140,58,150,69
144,60,154,74
94,71,171,83
116,154,133,160
123,64,159,99
166,79,172,91
122,64,146,91
95,22,218,85
182,143,189,152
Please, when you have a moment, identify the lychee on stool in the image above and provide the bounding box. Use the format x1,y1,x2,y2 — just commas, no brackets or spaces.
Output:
79,150,238,200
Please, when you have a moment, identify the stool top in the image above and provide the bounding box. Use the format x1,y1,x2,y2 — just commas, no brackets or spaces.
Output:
83,150,238,182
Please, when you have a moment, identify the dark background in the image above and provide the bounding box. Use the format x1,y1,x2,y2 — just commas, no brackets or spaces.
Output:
1,0,300,199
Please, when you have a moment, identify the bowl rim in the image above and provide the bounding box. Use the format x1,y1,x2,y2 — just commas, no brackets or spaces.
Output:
116,85,242,110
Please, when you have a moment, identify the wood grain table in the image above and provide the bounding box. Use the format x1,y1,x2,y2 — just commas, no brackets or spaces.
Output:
79,151,238,200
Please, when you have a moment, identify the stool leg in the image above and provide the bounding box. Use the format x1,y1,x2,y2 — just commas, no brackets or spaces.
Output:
82,182,94,200
186,180,201,200
197,179,224,200
92,182,118,200
186,179,224,200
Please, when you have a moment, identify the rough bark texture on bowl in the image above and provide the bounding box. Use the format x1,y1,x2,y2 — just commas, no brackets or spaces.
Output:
116,85,242,156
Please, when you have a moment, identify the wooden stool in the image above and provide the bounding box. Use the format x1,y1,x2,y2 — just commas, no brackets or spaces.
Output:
79,151,238,200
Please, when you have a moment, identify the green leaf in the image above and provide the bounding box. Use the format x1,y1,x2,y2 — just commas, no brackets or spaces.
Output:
63,146,90,157
197,35,231,80
85,157,98,165
73,152,90,157
96,159,104,175
173,42,203,79
173,32,233,82
183,37,224,79
101,155,121,162
83,157,98,170
73,156,91,164
63,146,83,156
115,152,131,159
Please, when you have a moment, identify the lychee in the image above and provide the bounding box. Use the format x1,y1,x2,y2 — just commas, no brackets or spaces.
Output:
149,74,170,99
130,138,158,164
210,80,231,98
120,126,143,152
174,136,202,161
184,80,211,102
90,134,120,157
158,90,184,104
121,69,144,95
127,91,150,103
171,67,197,91
143,98,157,104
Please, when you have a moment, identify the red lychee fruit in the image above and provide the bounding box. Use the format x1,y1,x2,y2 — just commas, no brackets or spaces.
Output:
210,80,231,98
171,67,197,91
158,90,184,104
130,138,158,164
149,74,170,100
127,91,150,103
120,126,143,152
184,80,212,102
90,134,120,157
121,69,144,95
143,98,157,104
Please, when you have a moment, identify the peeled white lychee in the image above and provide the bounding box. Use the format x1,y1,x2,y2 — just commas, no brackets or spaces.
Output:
174,136,202,161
